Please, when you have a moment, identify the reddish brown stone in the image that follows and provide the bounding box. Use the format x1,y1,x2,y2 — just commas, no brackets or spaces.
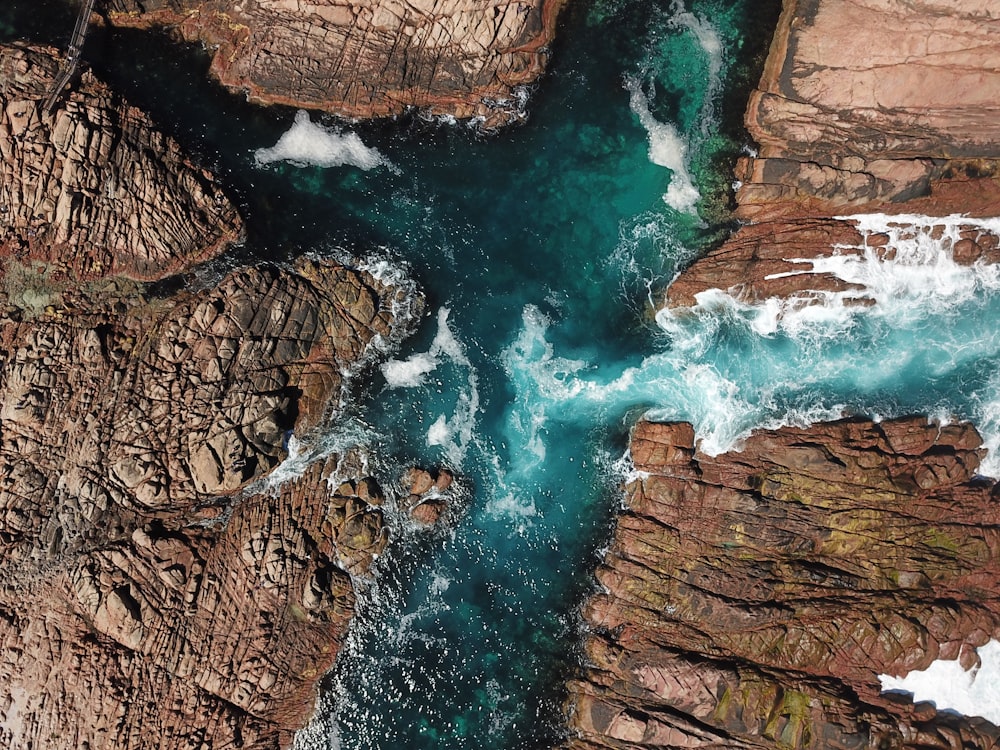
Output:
565,417,1000,750
0,43,242,284
401,467,458,527
663,0,1000,314
105,0,566,127
0,42,422,749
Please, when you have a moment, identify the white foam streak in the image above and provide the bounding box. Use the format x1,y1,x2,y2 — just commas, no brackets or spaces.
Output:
381,352,438,388
775,214,1000,320
254,110,394,171
667,2,723,137
381,308,480,467
973,372,1000,479
254,417,377,495
879,640,1000,724
625,77,700,214
506,305,765,458
381,307,468,388
668,213,1000,338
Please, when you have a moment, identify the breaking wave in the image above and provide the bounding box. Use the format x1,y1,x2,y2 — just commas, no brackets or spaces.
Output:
381,308,480,468
254,110,396,171
880,640,1000,725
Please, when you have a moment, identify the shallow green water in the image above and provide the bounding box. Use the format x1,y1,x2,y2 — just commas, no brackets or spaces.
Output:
5,1,1000,748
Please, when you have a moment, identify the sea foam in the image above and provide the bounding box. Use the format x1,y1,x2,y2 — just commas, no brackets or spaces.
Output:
625,76,700,214
254,110,394,171
662,213,1000,338
879,640,1000,725
382,308,480,467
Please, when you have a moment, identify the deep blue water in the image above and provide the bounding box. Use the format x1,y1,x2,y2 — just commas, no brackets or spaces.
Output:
5,1,1000,748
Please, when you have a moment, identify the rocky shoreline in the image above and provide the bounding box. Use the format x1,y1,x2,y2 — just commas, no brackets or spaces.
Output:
0,42,438,748
4,0,1000,748
565,1,1000,748
104,0,567,128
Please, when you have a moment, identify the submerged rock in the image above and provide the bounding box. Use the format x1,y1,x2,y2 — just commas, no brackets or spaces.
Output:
565,417,1000,750
105,0,567,127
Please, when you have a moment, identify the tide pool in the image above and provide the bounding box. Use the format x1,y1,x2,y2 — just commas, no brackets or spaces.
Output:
4,0,1000,748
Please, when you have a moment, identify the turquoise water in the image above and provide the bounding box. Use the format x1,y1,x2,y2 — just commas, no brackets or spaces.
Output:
6,0,1000,748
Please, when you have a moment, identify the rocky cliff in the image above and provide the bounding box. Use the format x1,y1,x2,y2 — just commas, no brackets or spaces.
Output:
566,417,1000,750
0,42,242,283
664,0,1000,311
0,44,424,748
104,0,566,127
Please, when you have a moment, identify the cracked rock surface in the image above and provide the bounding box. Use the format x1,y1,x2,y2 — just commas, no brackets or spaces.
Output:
565,417,1000,750
0,42,242,282
105,0,566,126
0,41,422,748
0,255,417,748
662,0,1000,315
736,0,1000,219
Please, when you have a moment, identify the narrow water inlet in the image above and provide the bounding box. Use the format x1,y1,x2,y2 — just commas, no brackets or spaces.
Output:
4,0,1000,748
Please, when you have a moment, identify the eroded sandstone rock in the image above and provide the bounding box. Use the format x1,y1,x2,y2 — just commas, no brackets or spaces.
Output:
664,215,1000,310
401,466,456,527
0,254,419,747
0,42,242,283
105,0,566,127
736,0,1000,218
2,452,390,749
663,0,1000,317
565,417,1000,750
0,39,423,748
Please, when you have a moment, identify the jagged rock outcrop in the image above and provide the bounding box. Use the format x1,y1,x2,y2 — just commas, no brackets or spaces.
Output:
104,0,566,127
1,450,390,749
401,466,456,526
663,0,1000,312
0,39,423,748
0,42,242,282
565,417,1000,750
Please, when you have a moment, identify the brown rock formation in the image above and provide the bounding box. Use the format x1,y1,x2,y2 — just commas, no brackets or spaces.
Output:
664,215,1000,310
104,0,566,127
662,0,1000,313
402,466,456,526
736,0,1000,220
0,40,422,748
0,42,242,282
0,256,418,748
565,417,1000,750
1,452,390,749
